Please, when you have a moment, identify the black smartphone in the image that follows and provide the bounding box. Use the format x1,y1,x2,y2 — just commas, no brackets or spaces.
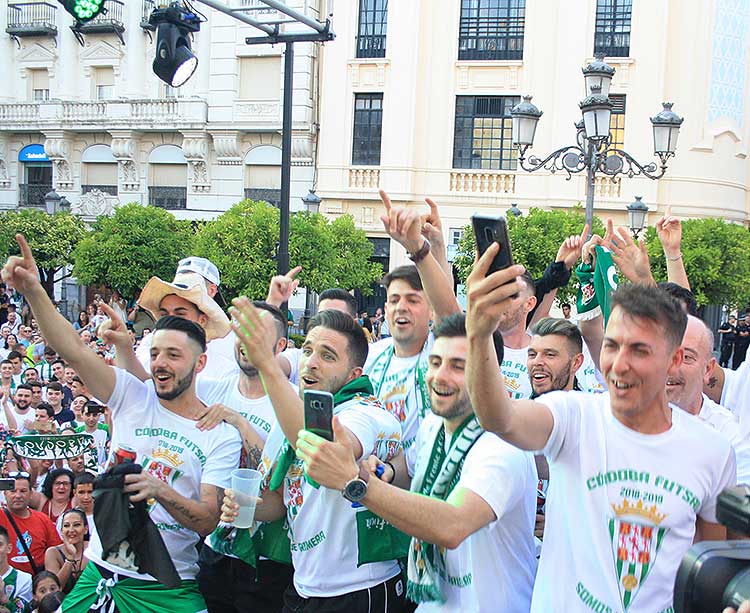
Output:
303,390,334,441
0,479,15,491
472,214,514,275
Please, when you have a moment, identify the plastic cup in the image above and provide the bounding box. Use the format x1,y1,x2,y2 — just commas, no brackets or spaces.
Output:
230,468,262,529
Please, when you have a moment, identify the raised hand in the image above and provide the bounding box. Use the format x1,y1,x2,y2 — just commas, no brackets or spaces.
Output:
230,297,275,368
421,197,444,246
609,227,655,285
1,234,39,295
379,189,424,254
655,206,682,257
556,224,589,269
465,244,526,339
97,302,130,347
582,219,615,265
296,416,359,491
265,265,302,307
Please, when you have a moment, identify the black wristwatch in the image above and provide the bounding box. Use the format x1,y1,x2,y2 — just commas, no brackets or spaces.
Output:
342,465,371,503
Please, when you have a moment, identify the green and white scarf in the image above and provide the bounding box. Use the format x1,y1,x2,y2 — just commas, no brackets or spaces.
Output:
575,245,619,326
406,414,483,604
6,434,98,473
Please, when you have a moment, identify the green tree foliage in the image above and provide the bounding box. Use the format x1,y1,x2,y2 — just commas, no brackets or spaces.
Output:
193,201,383,301
0,209,87,297
645,218,750,308
454,207,602,304
72,203,194,299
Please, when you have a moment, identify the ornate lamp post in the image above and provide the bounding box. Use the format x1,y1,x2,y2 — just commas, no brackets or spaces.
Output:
627,196,649,239
510,54,683,235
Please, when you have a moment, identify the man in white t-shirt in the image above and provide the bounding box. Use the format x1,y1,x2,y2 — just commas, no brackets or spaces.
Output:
299,313,537,612
196,300,294,613
224,305,403,611
464,253,736,613
2,234,242,613
666,314,750,484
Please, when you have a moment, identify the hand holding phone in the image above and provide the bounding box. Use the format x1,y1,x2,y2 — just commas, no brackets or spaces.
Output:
472,214,514,276
303,390,334,441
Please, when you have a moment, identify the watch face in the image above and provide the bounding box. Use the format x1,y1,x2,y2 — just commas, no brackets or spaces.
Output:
344,479,367,502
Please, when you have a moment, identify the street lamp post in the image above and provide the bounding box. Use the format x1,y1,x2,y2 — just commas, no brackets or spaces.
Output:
627,196,649,239
510,55,683,235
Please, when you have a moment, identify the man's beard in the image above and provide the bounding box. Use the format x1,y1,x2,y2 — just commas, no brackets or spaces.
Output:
239,363,259,378
531,361,573,396
155,369,195,401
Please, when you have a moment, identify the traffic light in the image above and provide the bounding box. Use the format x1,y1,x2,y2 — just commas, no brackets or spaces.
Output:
58,0,106,22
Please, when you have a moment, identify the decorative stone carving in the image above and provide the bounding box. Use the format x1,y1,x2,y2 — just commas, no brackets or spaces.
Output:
210,131,242,165
43,132,74,190
52,160,73,190
109,131,140,192
120,160,139,191
291,135,314,166
181,132,211,193
0,137,9,189
71,189,118,218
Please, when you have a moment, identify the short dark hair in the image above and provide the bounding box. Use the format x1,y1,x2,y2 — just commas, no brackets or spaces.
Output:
0,360,11,368
42,468,74,500
530,317,583,355
561,303,571,309
38,591,65,613
433,312,505,368
51,359,66,368
611,284,687,349
0,526,8,543
36,402,54,418
71,375,85,385
381,265,423,292
15,383,32,393
29,381,42,391
308,309,368,369
46,381,63,393
6,351,22,362
251,301,287,343
32,571,61,596
318,289,358,317
43,347,57,356
23,367,38,376
518,271,536,295
154,315,207,352
83,400,102,415
74,472,95,488
657,282,698,317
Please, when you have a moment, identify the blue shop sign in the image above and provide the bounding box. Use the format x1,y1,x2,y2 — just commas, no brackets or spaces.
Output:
18,144,49,163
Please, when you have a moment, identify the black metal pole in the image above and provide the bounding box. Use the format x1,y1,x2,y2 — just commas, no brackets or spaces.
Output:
278,41,293,278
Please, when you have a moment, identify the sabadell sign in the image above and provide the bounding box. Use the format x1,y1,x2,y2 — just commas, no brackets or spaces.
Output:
18,144,49,163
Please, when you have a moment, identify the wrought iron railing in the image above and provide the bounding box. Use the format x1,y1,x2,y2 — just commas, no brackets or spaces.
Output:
149,186,187,210
244,188,281,207
458,10,525,61
356,34,386,59
140,0,155,29
18,183,51,208
81,184,118,196
6,2,57,33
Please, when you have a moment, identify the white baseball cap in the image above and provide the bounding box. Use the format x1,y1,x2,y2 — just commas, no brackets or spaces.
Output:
176,257,220,287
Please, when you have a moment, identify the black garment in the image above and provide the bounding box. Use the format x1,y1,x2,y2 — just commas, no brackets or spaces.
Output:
733,322,750,369
53,407,76,426
198,545,293,613
527,261,572,326
93,463,180,587
281,574,405,613
718,322,736,368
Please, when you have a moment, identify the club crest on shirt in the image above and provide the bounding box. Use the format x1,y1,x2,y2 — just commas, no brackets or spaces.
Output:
608,498,668,610
143,448,184,486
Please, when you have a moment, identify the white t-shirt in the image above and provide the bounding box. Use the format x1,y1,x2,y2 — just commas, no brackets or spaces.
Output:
532,391,735,613
280,347,302,386
135,331,239,381
197,376,286,443
501,343,533,400
575,342,607,394
283,395,402,598
722,360,750,436
413,415,537,613
1,565,32,606
699,393,750,485
85,368,242,581
365,335,433,475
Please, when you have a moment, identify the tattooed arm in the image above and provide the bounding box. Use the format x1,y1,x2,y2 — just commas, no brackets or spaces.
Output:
123,470,223,536
196,403,265,469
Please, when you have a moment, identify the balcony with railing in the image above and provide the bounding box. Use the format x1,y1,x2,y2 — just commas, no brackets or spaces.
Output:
140,0,155,30
149,186,187,209
458,10,525,61
18,183,52,208
244,188,281,207
81,184,118,196
0,98,208,131
72,0,125,35
356,34,386,59
6,2,57,37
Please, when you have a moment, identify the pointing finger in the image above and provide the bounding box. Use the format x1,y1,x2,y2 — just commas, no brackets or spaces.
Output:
580,224,590,241
15,234,33,263
379,189,392,213
286,265,302,280
425,198,439,218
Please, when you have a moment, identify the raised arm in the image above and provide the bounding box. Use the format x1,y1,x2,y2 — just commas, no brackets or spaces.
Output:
1,235,115,402
656,208,690,290
379,190,461,324
465,245,554,450
98,303,150,382
609,226,656,286
421,197,453,280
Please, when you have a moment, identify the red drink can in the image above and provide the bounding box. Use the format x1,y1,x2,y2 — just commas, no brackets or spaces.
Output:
114,445,137,465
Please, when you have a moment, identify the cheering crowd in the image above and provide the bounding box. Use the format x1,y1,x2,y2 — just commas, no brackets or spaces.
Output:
0,190,748,613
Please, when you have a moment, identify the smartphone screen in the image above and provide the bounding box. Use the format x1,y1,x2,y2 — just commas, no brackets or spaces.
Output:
472,214,514,276
303,390,334,441
0,479,15,491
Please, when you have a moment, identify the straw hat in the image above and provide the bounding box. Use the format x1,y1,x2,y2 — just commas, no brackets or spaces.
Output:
138,272,230,341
